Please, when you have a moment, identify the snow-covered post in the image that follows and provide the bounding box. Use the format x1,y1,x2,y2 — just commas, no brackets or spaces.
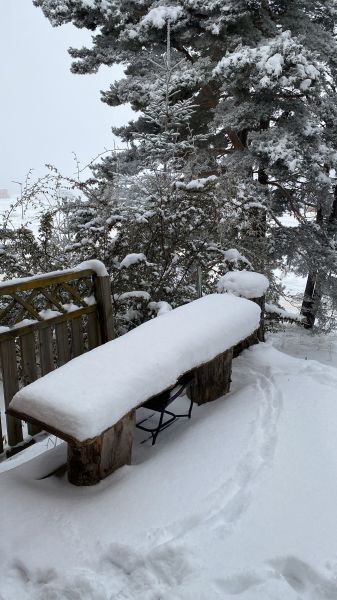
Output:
217,271,269,349
92,271,115,343
75,259,114,344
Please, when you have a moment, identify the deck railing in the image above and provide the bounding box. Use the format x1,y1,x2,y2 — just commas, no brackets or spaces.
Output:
0,264,114,453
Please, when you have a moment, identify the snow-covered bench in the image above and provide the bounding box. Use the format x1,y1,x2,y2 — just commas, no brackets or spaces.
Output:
8,294,261,485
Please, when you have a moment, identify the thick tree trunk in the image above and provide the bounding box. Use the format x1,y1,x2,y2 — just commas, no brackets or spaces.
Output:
301,202,326,329
243,120,269,271
300,271,320,329
328,185,337,238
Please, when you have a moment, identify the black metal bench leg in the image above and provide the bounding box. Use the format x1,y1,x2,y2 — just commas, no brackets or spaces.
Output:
136,375,194,444
152,409,165,446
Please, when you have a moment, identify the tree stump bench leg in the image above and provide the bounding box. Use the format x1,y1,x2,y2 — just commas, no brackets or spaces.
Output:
233,329,260,358
67,410,135,486
187,348,233,405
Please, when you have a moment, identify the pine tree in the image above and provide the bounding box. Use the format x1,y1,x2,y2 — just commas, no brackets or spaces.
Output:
65,26,240,333
34,1,337,326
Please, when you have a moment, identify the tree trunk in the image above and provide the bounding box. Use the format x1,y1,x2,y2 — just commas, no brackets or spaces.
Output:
300,201,327,329
300,271,320,329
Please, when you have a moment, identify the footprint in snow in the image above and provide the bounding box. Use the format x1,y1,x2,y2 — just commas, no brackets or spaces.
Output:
216,556,337,599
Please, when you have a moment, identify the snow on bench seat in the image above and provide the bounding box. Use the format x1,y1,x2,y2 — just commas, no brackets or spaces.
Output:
9,294,260,443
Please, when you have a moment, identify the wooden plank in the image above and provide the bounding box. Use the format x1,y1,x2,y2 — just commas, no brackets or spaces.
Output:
87,313,100,350
6,407,79,445
0,269,94,296
71,318,84,358
93,274,114,342
39,288,66,313
0,305,96,343
14,289,39,324
7,405,134,449
59,282,88,307
11,292,42,321
188,348,233,405
20,332,41,435
39,327,55,376
55,322,71,367
0,339,23,446
6,438,35,458
67,410,135,486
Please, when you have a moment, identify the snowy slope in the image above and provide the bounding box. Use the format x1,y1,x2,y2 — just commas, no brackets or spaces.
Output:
1,336,337,598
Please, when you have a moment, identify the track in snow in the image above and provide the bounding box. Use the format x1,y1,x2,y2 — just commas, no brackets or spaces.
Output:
145,353,284,550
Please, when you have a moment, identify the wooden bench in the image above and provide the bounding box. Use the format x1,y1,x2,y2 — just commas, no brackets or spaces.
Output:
7,293,261,485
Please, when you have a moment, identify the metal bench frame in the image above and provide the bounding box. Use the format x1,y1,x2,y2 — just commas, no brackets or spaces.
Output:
136,374,193,445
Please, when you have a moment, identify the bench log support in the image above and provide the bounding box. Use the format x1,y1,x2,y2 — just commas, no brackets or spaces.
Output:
67,410,135,486
233,295,265,358
252,295,265,342
188,348,233,405
233,329,259,358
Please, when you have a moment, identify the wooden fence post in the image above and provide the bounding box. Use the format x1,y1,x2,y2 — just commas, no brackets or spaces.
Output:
20,332,41,436
93,274,114,343
0,339,23,447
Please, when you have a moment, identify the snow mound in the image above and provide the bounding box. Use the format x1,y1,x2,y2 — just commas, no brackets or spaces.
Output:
140,6,184,29
149,301,172,316
118,290,151,302
10,294,260,441
223,248,252,268
119,253,146,268
265,302,304,322
218,271,269,299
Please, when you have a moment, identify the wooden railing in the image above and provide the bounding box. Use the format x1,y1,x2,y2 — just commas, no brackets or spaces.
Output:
0,264,114,453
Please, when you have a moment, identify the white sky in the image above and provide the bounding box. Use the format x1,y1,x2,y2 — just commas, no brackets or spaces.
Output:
0,0,133,196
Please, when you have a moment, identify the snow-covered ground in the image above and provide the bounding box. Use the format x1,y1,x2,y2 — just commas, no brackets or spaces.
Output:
0,202,332,598
1,329,337,599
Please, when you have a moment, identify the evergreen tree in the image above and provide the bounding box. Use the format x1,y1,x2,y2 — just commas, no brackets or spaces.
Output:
33,0,337,326
65,29,240,332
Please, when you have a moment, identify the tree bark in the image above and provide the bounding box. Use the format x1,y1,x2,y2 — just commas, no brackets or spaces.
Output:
300,197,333,328
187,349,233,405
301,271,320,328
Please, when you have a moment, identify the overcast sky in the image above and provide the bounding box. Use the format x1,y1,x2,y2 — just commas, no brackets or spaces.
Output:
0,0,133,196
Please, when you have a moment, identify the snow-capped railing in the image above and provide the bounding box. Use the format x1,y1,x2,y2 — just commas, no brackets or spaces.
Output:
0,261,114,454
